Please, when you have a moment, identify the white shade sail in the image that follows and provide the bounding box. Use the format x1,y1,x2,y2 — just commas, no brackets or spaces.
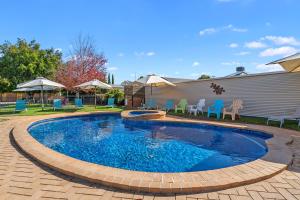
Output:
267,53,300,72
75,79,112,89
17,77,65,88
136,75,176,86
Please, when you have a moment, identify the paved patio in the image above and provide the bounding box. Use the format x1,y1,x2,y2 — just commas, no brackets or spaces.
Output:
2,117,300,199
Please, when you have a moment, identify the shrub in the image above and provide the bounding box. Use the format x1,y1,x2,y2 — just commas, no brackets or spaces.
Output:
105,89,124,104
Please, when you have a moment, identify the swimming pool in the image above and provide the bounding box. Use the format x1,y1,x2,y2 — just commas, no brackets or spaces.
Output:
28,113,271,173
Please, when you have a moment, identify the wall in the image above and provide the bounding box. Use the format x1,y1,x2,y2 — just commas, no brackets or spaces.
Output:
146,72,300,117
0,93,27,102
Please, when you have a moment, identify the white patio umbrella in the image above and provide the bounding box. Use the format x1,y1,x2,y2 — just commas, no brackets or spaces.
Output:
13,85,58,92
75,79,112,107
267,53,300,72
17,77,65,110
136,75,176,95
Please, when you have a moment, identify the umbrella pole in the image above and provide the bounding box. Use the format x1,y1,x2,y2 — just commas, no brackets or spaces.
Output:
94,87,97,108
151,84,153,95
41,85,44,110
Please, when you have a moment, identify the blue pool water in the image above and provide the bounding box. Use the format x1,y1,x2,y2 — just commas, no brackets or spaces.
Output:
28,113,271,173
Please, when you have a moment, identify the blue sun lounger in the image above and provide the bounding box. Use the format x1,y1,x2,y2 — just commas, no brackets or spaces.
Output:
107,98,115,108
53,99,62,111
15,99,27,112
75,98,83,108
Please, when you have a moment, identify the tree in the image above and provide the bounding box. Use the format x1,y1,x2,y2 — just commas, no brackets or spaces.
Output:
55,35,107,90
107,73,111,84
198,74,211,80
121,80,132,86
111,74,115,84
105,88,124,103
0,39,62,92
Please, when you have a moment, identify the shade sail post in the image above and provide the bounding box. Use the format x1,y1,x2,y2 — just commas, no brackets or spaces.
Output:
94,86,97,108
41,85,44,110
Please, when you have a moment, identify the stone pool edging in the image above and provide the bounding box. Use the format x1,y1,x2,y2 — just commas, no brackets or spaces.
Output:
12,112,295,194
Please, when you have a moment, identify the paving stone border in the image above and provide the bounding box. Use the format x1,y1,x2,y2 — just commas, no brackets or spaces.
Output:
12,112,295,194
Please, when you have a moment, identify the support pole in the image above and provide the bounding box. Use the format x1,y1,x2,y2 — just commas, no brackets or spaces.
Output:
41,85,44,110
94,87,97,108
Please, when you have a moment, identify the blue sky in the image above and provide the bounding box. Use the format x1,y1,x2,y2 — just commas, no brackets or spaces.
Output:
1,0,299,83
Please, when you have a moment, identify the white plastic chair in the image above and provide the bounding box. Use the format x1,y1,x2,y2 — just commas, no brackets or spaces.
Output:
188,99,205,116
223,99,243,121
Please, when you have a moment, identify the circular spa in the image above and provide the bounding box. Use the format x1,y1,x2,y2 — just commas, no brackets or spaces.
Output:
28,113,271,173
121,110,166,120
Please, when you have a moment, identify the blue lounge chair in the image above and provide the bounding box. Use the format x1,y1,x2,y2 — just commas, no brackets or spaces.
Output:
15,99,27,112
53,99,62,111
107,98,115,108
75,98,83,108
145,99,158,109
207,99,224,120
164,99,174,112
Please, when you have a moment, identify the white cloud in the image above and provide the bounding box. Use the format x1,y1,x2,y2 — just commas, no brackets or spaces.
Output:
225,24,247,32
199,24,247,36
263,36,300,46
192,61,200,67
174,71,180,75
265,22,271,27
199,28,217,36
259,46,298,57
221,61,241,66
117,53,124,57
229,43,239,48
231,27,248,32
146,52,156,56
256,64,283,72
54,48,62,53
134,51,156,57
235,51,250,56
107,67,118,71
245,41,267,49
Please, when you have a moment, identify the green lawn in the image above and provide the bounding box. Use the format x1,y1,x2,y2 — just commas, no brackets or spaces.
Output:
167,111,300,131
0,104,122,117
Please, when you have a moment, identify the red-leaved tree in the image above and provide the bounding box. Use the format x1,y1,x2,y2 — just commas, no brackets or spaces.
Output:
55,35,107,91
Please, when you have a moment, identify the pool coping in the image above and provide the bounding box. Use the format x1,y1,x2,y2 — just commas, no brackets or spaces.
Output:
12,111,296,194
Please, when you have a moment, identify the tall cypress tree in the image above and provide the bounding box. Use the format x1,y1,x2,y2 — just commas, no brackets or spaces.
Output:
107,73,111,84
112,74,115,84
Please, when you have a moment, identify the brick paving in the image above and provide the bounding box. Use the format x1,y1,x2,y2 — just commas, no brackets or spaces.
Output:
1,118,300,199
